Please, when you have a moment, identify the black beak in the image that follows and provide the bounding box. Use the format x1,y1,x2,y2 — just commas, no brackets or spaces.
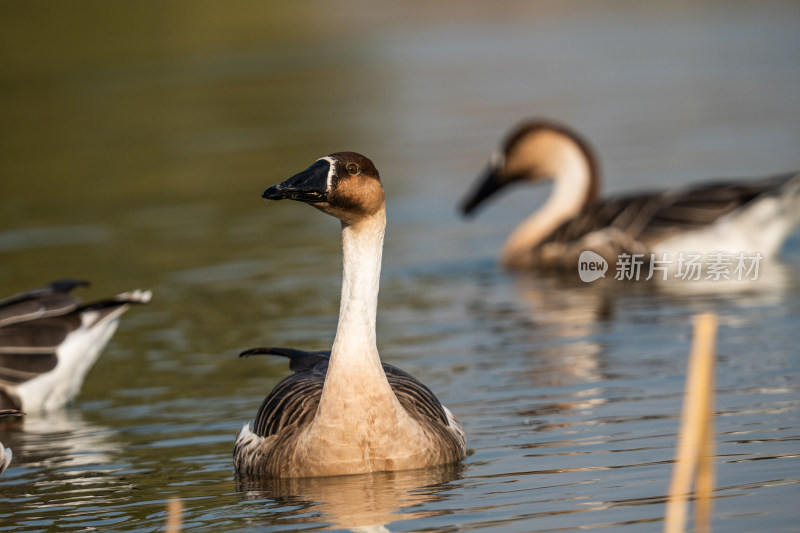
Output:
460,163,505,216
263,159,330,203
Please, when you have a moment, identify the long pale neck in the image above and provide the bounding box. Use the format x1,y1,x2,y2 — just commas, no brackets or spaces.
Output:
501,146,594,268
329,209,386,371
314,208,396,429
310,206,424,447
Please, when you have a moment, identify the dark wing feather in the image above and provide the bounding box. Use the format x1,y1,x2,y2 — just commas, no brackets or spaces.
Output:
383,365,450,426
0,316,81,353
243,347,451,438
240,347,330,372
0,281,87,401
639,174,795,240
547,174,795,245
0,281,149,405
254,371,325,437
246,348,328,439
0,353,59,385
0,279,88,328
532,174,797,269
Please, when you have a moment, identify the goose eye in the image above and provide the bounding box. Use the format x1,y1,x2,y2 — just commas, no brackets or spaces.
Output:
346,163,359,175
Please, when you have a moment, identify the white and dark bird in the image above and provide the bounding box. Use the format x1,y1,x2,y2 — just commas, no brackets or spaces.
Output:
234,152,467,479
0,279,151,412
461,118,800,271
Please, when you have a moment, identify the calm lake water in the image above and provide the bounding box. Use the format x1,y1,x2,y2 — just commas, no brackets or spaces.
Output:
1,1,799,531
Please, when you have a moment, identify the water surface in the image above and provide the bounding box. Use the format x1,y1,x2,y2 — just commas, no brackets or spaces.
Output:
1,1,799,531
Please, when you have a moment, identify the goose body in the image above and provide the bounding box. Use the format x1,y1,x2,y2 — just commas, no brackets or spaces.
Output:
0,409,22,475
234,152,466,479
0,280,151,411
461,119,800,271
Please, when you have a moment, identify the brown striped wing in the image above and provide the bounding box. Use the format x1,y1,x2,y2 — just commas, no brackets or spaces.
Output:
244,348,450,439
546,173,796,246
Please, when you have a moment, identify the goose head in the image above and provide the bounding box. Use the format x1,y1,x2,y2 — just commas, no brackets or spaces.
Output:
263,152,385,226
460,119,601,216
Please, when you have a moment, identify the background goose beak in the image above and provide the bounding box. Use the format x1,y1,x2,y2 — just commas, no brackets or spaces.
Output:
460,163,505,216
263,159,330,203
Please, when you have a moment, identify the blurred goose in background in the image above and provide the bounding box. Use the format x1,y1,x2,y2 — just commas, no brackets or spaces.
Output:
460,118,800,271
234,152,467,479
0,408,22,475
0,280,151,411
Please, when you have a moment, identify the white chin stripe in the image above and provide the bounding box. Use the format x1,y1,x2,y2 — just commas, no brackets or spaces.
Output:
317,156,337,191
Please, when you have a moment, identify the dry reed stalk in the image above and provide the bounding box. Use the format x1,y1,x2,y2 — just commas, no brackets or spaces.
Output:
664,312,717,533
165,497,183,533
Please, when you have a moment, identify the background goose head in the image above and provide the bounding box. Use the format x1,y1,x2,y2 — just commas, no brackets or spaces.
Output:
263,152,385,226
461,119,602,216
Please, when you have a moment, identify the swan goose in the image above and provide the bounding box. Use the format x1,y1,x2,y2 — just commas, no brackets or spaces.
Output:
0,280,151,411
234,152,467,479
461,119,800,271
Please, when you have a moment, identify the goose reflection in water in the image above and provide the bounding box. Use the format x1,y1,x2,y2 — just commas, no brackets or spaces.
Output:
236,463,464,532
460,256,798,434
0,409,128,495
